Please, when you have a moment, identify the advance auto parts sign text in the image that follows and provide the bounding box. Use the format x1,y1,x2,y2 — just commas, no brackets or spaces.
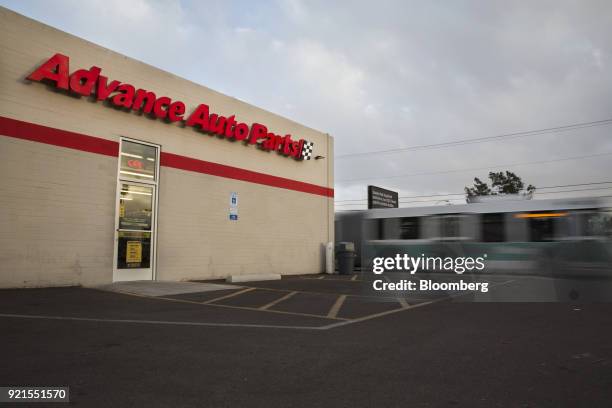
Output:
27,53,314,161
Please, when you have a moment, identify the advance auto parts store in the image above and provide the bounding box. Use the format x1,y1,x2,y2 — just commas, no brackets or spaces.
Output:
0,8,334,288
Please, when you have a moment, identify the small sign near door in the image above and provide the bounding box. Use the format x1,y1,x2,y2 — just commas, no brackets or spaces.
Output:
126,241,142,264
229,192,238,221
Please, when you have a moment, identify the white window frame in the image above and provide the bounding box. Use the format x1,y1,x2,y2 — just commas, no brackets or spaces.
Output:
112,137,161,281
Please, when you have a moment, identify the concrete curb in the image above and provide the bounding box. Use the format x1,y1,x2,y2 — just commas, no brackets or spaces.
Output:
226,274,281,283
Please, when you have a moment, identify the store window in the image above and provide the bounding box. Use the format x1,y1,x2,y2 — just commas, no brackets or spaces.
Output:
119,140,158,181
118,184,153,231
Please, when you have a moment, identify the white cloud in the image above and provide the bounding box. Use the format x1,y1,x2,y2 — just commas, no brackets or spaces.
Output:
3,0,612,207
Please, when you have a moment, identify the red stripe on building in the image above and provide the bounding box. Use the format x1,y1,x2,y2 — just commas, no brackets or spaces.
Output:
0,116,119,157
161,152,334,197
0,116,334,198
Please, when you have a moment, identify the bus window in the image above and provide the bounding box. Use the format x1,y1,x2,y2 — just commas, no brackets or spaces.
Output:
400,217,420,239
529,217,554,242
378,218,385,240
514,211,569,242
440,215,462,238
579,211,612,237
482,213,505,242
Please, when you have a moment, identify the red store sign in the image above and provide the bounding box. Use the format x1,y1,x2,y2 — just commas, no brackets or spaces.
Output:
27,53,314,160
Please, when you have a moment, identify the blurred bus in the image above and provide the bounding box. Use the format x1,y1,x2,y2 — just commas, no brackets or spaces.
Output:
335,196,612,277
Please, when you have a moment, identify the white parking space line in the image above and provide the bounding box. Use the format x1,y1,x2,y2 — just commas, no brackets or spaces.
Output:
323,298,444,330
0,313,324,330
323,279,516,330
0,280,517,331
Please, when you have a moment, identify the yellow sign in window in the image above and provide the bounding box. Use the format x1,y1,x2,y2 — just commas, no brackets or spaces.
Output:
126,241,142,264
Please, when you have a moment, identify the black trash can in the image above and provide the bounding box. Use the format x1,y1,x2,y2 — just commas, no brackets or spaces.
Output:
336,242,356,275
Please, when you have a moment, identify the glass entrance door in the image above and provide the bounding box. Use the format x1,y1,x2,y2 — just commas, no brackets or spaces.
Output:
113,138,160,282
114,183,155,280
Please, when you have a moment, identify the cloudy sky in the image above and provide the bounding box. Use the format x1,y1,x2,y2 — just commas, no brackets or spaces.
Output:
3,0,612,209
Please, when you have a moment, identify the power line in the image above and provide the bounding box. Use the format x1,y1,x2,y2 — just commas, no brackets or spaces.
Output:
335,198,465,206
335,194,612,208
335,186,612,207
336,151,612,183
334,195,612,211
529,186,612,196
390,186,612,205
336,193,465,202
335,186,612,206
538,181,612,190
336,118,612,159
334,181,612,203
334,187,612,207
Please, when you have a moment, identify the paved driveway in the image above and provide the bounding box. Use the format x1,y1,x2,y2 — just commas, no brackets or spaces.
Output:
1,275,612,407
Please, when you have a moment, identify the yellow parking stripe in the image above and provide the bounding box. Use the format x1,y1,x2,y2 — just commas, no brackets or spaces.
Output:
259,291,297,310
202,287,256,304
327,295,347,318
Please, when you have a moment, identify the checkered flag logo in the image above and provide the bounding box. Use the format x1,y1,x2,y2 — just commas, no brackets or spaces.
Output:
301,141,314,160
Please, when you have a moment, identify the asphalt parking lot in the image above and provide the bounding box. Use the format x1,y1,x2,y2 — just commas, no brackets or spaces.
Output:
1,274,612,407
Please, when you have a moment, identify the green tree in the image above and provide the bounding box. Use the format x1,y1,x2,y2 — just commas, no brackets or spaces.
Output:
465,171,535,197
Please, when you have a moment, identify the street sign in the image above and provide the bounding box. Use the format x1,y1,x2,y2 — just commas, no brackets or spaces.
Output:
368,185,398,209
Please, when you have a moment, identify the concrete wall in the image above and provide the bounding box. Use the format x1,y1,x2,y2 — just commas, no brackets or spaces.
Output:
0,8,334,287
0,137,117,287
156,166,333,280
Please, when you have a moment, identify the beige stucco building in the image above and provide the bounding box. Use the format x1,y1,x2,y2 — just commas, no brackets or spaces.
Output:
0,8,334,288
